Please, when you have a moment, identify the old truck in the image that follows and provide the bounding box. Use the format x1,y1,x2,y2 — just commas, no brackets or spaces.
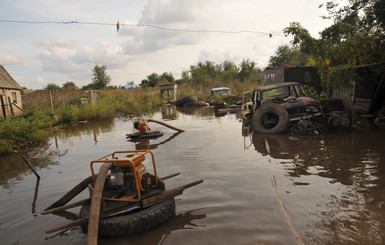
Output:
241,82,323,133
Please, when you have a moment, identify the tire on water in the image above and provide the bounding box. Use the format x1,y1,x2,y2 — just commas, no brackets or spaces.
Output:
183,101,208,107
176,96,198,107
252,103,289,134
79,198,175,237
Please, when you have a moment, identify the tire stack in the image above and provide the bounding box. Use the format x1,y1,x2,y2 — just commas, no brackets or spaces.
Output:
176,96,207,107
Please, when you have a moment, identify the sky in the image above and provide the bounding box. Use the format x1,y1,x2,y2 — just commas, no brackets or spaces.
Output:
0,0,334,90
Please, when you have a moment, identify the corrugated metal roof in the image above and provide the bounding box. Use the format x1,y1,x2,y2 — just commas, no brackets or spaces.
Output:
0,65,21,89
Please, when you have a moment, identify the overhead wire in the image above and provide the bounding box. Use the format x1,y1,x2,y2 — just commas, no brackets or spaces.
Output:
0,19,285,37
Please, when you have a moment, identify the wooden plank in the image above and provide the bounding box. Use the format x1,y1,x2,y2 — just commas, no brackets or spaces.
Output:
42,198,90,215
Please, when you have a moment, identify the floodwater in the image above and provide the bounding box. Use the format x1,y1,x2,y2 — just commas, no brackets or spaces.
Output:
1,106,385,245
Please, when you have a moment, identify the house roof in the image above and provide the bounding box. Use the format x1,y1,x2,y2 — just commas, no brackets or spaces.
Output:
0,65,22,90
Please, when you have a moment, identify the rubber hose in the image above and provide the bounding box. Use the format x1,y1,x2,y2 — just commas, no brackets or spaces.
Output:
87,162,112,245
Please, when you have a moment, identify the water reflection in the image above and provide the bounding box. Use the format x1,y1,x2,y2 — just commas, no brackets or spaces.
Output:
252,130,385,186
31,178,40,214
99,209,206,245
176,106,213,116
161,105,178,120
131,131,184,150
0,144,67,189
252,129,385,244
55,119,116,145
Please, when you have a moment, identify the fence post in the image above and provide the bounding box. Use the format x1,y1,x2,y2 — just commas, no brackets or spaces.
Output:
49,90,54,112
0,95,6,118
8,96,15,117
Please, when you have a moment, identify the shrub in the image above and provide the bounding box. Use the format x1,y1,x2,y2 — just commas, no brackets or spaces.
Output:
0,108,54,155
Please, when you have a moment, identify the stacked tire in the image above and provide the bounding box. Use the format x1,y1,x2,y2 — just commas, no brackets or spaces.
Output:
176,96,207,107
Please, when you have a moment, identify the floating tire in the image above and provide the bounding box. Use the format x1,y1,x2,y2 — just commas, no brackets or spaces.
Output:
252,103,289,134
340,94,357,122
79,198,175,237
176,96,198,107
183,101,208,107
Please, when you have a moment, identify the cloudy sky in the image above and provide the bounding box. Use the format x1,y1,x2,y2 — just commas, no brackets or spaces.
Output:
0,0,334,89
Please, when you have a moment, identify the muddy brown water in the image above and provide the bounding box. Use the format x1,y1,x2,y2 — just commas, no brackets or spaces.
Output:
1,106,385,245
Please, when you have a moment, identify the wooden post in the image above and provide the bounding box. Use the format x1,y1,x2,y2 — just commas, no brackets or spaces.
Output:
0,95,6,118
8,96,15,117
49,90,54,112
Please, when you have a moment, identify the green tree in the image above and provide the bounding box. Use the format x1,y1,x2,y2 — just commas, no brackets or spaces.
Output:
238,59,261,82
44,83,61,91
91,65,111,89
159,72,175,84
176,70,190,84
140,73,159,87
220,61,239,81
62,81,78,90
190,61,219,84
268,45,311,67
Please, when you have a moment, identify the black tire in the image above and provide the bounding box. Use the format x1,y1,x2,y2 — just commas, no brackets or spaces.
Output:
176,96,198,107
252,103,289,134
79,198,175,237
340,94,357,121
183,101,208,107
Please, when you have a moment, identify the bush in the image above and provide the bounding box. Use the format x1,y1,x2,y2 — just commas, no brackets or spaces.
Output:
0,108,55,155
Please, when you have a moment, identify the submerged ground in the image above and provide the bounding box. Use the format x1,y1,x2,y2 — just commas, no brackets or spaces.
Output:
1,106,385,245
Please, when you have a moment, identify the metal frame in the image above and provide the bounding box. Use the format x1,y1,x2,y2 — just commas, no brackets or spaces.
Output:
90,150,159,202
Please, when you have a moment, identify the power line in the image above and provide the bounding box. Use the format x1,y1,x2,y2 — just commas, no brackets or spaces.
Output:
0,19,285,37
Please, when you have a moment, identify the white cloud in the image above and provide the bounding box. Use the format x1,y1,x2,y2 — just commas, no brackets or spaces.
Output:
35,39,129,75
120,0,210,55
34,39,75,47
0,53,22,65
36,76,45,84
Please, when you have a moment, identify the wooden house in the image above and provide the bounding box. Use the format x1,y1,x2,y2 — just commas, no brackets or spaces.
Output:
0,65,23,117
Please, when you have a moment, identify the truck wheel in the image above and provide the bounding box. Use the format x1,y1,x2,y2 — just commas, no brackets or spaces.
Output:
252,103,289,134
79,198,175,237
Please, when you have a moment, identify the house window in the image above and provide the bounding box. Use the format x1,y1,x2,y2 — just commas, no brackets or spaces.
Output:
12,92,17,103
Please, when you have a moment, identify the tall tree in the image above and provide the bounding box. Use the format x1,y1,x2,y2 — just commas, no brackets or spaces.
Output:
91,65,111,89
140,73,159,87
62,81,78,90
268,45,311,67
238,59,261,82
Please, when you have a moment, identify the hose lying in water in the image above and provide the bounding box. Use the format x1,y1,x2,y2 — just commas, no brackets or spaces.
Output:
148,118,185,132
87,162,113,245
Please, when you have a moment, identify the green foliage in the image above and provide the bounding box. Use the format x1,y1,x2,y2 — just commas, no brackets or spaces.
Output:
190,61,219,85
238,59,262,82
268,45,313,67
62,81,78,90
302,85,320,99
141,72,175,87
284,3,385,97
90,65,111,89
45,83,61,91
0,108,54,155
328,64,358,88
